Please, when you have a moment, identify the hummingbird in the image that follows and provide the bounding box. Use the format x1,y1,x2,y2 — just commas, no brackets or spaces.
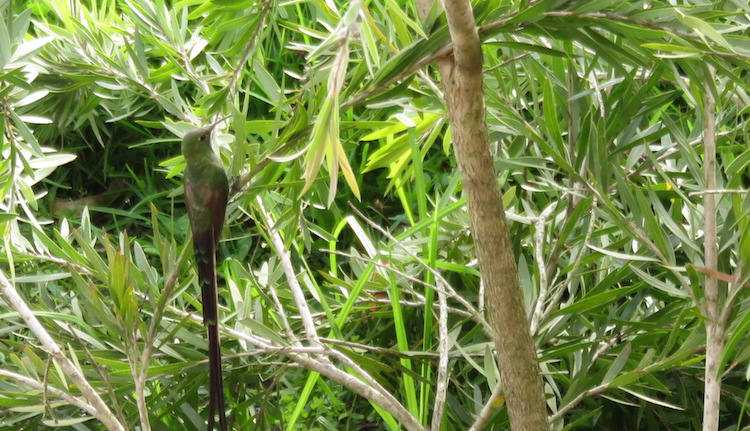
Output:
181,117,230,431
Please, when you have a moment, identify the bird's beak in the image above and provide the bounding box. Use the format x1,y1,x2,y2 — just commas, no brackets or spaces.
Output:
208,115,232,131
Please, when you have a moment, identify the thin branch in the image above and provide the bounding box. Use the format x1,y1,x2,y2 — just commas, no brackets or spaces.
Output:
257,196,319,344
251,201,298,341
430,279,450,430
170,307,425,431
530,203,557,335
323,249,429,300
343,10,744,111
467,380,504,431
541,12,750,59
348,203,491,329
135,240,191,431
549,384,608,423
591,335,624,365
225,0,271,100
623,131,730,185
17,251,94,277
140,240,190,374
323,344,424,430
352,295,477,319
0,270,126,431
0,368,96,416
323,249,483,318
688,189,748,196
319,337,485,360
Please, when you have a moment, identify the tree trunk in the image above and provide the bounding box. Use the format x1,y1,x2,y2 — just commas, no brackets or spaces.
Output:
414,0,549,429
701,72,722,431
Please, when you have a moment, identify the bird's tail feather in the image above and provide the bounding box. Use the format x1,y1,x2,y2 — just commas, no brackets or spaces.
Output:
194,233,227,431
206,320,227,431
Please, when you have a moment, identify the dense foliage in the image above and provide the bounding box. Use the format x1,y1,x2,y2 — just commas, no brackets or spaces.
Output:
1,0,750,430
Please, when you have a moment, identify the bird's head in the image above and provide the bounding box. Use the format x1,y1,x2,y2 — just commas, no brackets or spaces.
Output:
181,116,231,159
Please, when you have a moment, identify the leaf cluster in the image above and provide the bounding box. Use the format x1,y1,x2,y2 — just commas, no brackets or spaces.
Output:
2,0,750,430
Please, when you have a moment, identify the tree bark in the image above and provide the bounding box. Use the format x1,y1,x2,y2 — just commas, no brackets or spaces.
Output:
701,72,722,431
414,0,549,429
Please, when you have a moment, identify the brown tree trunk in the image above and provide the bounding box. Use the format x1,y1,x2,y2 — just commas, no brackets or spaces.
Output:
414,0,549,429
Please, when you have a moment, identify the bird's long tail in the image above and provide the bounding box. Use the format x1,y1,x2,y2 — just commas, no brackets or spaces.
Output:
195,236,227,431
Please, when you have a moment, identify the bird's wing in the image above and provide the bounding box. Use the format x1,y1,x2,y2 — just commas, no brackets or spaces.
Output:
184,171,229,431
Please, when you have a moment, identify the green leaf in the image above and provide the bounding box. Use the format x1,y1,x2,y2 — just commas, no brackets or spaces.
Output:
587,245,658,262
674,9,734,52
602,343,632,387
630,265,688,298
553,285,640,316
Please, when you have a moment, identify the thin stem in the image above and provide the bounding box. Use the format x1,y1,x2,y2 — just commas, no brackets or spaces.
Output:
0,270,126,431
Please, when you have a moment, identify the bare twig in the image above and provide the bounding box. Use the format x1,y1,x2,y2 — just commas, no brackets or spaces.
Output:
226,0,271,100
140,239,190,374
0,270,126,431
688,189,748,196
319,337,485,360
171,307,425,431
257,196,318,344
135,238,191,431
549,384,608,423
251,201,298,341
430,279,450,430
0,368,97,416
323,249,430,300
467,380,504,431
530,203,557,335
349,203,491,329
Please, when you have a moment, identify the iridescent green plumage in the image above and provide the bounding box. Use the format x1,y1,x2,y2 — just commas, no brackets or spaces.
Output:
182,119,229,431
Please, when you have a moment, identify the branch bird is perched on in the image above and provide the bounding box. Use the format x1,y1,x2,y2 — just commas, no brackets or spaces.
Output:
181,117,230,431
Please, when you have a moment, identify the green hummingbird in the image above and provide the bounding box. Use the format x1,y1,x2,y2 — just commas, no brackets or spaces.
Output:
181,117,230,431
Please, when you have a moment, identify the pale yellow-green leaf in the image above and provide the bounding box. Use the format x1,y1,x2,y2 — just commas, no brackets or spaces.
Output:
335,138,361,201
384,0,426,41
301,97,334,196
326,117,339,207
641,43,701,54
361,120,406,141
675,9,734,52
366,113,443,171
